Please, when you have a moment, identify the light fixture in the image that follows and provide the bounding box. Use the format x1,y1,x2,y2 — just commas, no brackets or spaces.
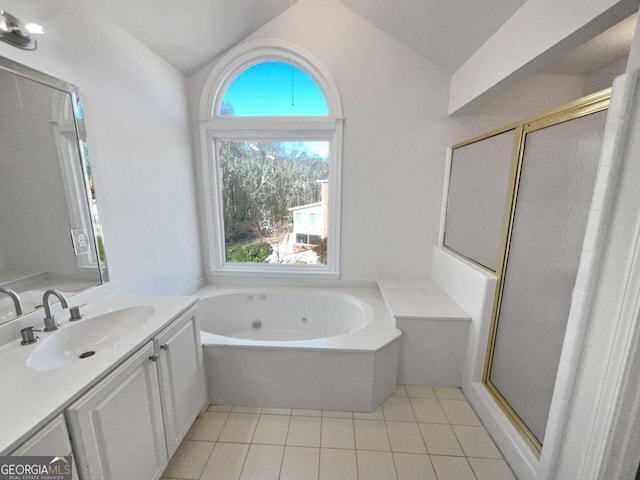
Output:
0,10,38,50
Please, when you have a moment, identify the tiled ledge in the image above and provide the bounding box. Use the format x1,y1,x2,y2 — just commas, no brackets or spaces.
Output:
378,280,471,321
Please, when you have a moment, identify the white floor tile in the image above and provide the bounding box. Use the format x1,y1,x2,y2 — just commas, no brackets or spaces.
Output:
252,414,290,445
200,442,249,480
353,406,384,420
434,387,465,400
354,419,391,451
419,423,464,456
218,413,259,443
356,450,398,480
280,446,320,480
405,385,436,398
439,399,481,425
393,453,437,480
287,416,321,447
468,458,517,480
171,394,515,480
232,406,262,414
239,444,283,480
383,397,416,422
208,404,233,412
321,417,355,449
323,410,353,418
430,455,476,480
261,407,291,415
410,398,448,424
185,412,228,442
393,385,408,397
163,440,215,479
291,408,322,417
453,425,503,458
386,421,426,454
319,448,357,480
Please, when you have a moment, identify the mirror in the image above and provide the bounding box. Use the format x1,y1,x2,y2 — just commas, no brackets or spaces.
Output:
0,56,107,324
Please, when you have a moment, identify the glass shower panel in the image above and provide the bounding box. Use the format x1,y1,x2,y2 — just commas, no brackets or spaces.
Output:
489,110,607,445
444,130,516,270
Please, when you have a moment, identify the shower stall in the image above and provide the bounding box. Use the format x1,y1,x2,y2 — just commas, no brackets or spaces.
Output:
442,90,609,452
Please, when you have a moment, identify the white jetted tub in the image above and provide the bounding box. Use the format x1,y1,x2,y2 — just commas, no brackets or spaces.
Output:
197,286,401,412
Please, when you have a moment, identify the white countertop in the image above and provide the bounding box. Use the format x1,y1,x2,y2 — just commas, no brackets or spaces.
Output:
378,279,470,321
0,292,197,454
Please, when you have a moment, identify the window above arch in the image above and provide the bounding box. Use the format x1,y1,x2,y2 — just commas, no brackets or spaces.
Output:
219,61,328,116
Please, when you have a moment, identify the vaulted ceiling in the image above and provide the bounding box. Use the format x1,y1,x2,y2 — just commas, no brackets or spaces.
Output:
85,0,295,75
86,0,527,75
86,0,635,77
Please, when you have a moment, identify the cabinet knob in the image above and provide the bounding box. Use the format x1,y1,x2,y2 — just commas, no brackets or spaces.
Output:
149,353,159,362
160,343,169,351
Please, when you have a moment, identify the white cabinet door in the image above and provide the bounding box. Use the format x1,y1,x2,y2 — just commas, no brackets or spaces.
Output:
155,307,206,457
12,414,79,480
66,342,167,480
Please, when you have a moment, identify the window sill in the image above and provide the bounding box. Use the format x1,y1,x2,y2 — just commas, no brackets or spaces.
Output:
208,264,339,280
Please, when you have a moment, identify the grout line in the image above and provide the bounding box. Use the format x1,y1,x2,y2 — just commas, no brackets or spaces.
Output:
196,440,217,480
347,415,358,479
381,415,399,480
465,456,479,480
278,412,294,479
274,443,285,480
236,443,250,480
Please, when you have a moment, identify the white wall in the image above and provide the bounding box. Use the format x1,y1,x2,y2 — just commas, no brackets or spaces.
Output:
584,57,629,94
450,74,587,140
189,0,451,281
449,0,639,114
188,0,589,284
0,0,203,294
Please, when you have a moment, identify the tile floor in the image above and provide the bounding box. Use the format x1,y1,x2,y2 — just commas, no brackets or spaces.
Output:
161,385,517,480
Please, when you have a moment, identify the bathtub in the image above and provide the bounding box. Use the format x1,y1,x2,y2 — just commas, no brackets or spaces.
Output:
197,286,401,412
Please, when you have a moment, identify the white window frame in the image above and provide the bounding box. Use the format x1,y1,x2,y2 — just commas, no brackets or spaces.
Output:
197,40,344,279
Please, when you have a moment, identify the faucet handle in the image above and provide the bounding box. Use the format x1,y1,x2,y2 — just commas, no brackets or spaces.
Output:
20,326,41,345
69,304,85,321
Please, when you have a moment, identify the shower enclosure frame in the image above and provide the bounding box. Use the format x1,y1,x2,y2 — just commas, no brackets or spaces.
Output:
443,88,611,453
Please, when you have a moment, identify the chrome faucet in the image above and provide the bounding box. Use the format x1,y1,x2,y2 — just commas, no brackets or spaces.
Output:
0,288,23,317
42,289,69,332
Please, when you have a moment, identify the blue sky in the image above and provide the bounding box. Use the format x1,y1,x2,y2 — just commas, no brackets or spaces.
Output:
220,61,328,116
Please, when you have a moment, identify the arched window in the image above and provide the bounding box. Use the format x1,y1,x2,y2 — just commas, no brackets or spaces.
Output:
219,61,328,116
198,40,343,278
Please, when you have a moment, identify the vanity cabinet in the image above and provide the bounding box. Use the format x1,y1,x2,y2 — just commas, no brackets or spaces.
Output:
154,308,206,457
67,306,206,480
67,342,167,480
11,414,79,480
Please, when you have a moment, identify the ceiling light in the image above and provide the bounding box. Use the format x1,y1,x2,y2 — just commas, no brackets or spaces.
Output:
0,10,38,50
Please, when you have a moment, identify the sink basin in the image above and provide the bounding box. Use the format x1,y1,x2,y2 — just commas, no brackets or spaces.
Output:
26,306,155,371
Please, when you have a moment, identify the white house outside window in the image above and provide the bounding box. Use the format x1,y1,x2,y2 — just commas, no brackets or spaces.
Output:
197,40,343,278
